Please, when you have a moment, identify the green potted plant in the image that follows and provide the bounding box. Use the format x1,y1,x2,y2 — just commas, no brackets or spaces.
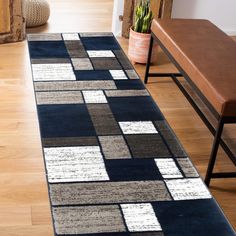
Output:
128,0,157,64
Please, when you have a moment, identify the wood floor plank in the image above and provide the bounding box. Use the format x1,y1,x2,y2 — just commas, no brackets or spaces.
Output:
0,173,49,205
0,206,31,226
31,205,52,226
0,225,53,236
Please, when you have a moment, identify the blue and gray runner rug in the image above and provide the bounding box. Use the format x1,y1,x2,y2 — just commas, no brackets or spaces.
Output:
27,33,235,236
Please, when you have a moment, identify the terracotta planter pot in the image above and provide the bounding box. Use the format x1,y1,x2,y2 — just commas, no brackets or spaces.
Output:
128,27,158,64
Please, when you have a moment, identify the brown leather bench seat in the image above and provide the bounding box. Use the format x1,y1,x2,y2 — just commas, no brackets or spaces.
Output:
151,19,236,117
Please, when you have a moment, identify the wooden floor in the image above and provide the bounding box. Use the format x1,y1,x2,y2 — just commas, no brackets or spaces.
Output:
0,0,235,235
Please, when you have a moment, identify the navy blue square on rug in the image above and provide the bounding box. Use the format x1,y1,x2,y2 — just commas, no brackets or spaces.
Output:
27,32,235,236
108,96,164,121
75,70,113,80
115,80,145,90
105,159,163,181
81,36,120,50
38,104,96,137
152,199,235,236
29,41,69,58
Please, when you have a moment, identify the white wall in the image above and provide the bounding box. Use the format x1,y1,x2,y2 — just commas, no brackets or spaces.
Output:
112,0,124,36
112,0,236,36
172,0,236,35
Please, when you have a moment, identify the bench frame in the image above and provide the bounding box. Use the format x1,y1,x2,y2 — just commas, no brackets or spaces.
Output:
145,33,236,186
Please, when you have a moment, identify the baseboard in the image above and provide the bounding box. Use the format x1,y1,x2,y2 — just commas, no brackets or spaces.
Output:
112,30,122,37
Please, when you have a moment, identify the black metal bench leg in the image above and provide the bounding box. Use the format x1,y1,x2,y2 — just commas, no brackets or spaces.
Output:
205,117,225,186
144,35,154,84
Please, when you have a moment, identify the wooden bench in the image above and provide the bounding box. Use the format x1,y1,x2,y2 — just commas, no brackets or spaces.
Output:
144,19,236,186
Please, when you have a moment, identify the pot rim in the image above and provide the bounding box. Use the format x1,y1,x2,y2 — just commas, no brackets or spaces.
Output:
130,26,151,36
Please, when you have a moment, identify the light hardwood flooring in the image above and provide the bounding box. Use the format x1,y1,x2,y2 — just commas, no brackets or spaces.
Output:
0,0,235,235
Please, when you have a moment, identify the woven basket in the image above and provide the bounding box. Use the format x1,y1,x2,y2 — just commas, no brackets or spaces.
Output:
25,0,50,28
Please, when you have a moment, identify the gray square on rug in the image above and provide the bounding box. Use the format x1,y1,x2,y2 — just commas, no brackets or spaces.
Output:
52,205,126,235
91,57,122,70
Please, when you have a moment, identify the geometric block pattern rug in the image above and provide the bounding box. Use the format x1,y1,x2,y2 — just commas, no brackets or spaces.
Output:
27,33,235,236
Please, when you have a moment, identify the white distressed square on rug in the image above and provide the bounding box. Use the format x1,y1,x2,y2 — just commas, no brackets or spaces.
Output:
82,90,108,103
87,50,115,57
165,178,212,200
155,158,183,179
121,203,162,232
62,33,80,40
32,64,76,81
44,146,109,183
109,70,128,80
119,121,158,134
